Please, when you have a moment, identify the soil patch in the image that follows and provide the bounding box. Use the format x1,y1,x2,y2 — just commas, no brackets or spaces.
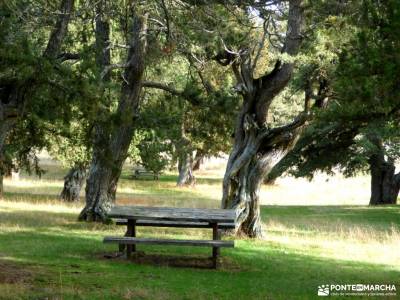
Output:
0,260,33,284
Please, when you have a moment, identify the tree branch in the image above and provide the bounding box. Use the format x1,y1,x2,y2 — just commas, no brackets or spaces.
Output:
43,0,75,59
101,63,129,79
57,52,80,62
142,81,201,106
254,0,304,124
142,81,183,97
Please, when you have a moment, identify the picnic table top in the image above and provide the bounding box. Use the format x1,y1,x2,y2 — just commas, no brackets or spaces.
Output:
107,205,236,223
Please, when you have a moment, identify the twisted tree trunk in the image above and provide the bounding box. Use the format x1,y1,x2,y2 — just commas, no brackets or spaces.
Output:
60,165,87,202
222,115,305,237
177,151,196,187
369,137,400,205
79,6,148,222
220,0,305,237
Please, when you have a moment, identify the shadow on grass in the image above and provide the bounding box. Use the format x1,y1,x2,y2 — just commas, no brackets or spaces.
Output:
101,251,232,270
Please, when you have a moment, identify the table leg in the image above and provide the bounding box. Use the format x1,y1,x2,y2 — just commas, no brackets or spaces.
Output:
119,229,128,253
212,222,220,268
126,219,136,258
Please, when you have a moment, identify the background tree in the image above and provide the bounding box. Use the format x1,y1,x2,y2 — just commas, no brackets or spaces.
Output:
137,58,239,187
48,120,92,202
266,0,400,206
0,0,90,198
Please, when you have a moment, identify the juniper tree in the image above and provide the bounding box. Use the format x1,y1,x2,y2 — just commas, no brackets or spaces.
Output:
0,0,79,197
267,0,400,206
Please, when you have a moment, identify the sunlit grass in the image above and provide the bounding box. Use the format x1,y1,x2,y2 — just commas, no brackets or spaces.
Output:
263,220,400,269
1,162,399,299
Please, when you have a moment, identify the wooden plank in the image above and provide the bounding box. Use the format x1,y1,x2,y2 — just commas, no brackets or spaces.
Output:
103,236,234,248
126,219,136,257
107,206,235,223
115,219,235,229
211,222,220,268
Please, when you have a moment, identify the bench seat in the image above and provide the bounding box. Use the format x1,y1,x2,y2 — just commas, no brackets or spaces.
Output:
104,236,234,248
132,170,159,180
115,219,235,229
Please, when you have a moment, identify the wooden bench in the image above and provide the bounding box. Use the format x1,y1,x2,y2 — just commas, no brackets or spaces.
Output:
115,219,235,229
132,169,159,180
104,237,234,248
104,206,236,268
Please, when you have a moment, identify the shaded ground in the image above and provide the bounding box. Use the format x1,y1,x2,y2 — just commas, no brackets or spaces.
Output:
0,260,33,284
101,251,241,270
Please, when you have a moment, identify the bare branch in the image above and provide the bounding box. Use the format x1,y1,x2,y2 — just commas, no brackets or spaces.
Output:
142,81,202,106
57,52,80,62
101,63,129,79
142,81,183,97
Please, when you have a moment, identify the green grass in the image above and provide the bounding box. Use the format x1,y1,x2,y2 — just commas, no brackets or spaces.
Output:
0,165,399,299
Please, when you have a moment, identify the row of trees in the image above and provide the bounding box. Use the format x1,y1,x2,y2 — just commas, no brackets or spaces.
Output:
1,0,399,237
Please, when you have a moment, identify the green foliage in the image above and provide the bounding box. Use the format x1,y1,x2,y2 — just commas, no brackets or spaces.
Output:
0,1,102,174
135,130,172,175
272,0,400,180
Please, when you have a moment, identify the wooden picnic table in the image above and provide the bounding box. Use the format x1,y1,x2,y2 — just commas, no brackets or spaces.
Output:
104,205,236,268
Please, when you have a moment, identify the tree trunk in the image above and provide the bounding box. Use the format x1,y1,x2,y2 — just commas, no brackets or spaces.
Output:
177,151,196,186
222,115,303,237
79,6,148,222
218,0,307,238
369,149,400,205
60,165,87,202
79,158,119,221
0,172,3,199
192,151,204,171
220,0,305,238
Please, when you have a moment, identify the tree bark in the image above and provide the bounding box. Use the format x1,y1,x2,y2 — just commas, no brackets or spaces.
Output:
192,151,204,171
0,172,3,199
79,6,148,222
177,151,196,186
220,0,305,238
0,119,13,195
222,116,304,237
369,137,400,205
60,165,87,202
176,121,196,186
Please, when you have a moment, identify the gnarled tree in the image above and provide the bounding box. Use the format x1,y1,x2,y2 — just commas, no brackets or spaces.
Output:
259,0,400,207
368,135,400,205
79,5,149,221
219,0,306,237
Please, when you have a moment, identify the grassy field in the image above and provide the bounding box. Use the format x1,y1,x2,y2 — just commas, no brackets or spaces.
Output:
0,163,399,299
